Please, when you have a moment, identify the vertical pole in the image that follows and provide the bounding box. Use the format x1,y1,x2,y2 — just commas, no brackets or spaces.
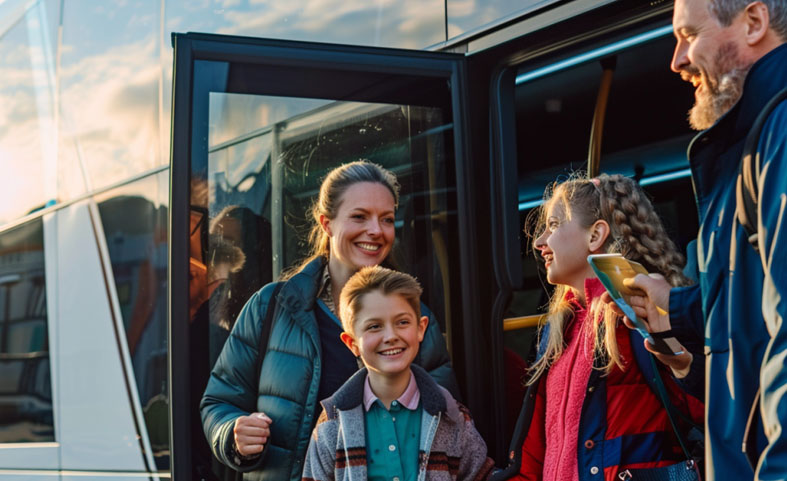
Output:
270,124,284,280
587,57,616,178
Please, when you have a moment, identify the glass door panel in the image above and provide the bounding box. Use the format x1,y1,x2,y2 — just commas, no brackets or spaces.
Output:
171,33,470,480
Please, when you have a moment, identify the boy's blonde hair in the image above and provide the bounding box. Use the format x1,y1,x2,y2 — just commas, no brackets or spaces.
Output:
339,266,422,335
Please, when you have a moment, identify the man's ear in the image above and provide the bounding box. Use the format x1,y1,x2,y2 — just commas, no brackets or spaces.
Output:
743,1,770,46
417,315,429,343
588,220,610,252
340,331,360,357
319,214,332,237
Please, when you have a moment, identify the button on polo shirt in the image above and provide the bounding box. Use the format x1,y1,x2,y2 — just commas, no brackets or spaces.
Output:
364,373,421,481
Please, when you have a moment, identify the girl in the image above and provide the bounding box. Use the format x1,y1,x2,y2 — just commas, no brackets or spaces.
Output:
201,160,458,481
509,173,703,481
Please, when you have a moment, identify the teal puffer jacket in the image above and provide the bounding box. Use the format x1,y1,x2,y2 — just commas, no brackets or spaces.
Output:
201,257,458,481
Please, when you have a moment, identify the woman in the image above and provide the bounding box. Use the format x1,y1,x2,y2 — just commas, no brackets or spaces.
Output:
201,160,458,481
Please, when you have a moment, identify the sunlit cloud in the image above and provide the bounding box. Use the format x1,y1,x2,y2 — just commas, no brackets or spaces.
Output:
166,0,444,49
2,0,471,227
0,19,55,224
446,0,528,38
58,34,162,193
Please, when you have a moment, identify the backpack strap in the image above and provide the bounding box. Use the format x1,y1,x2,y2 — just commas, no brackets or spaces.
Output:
254,282,284,385
490,326,551,481
490,373,543,481
736,86,787,252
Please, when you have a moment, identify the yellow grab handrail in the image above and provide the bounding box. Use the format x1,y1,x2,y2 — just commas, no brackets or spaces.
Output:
503,314,546,331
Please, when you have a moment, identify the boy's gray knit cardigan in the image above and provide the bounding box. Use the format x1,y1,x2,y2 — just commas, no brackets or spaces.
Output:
302,364,494,481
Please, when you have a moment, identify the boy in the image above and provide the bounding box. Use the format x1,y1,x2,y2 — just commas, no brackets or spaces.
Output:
302,266,494,481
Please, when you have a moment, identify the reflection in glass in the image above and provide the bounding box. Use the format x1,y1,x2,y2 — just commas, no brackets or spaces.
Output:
209,94,330,150
204,94,457,343
0,219,54,443
195,93,458,479
0,0,59,225
165,0,444,50
95,171,169,470
59,1,162,194
447,0,536,39
160,0,447,162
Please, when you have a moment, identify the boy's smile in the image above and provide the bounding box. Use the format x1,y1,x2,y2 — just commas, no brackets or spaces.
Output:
341,291,428,386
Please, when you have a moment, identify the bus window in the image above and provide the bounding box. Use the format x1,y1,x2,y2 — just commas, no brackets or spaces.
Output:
94,172,170,471
190,96,459,481
0,219,54,444
203,97,457,326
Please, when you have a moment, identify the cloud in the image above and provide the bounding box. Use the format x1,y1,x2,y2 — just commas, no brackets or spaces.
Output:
58,34,162,193
0,0,457,225
0,49,54,223
165,0,444,48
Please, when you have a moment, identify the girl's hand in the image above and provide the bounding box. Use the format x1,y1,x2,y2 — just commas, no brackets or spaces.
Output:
234,412,273,456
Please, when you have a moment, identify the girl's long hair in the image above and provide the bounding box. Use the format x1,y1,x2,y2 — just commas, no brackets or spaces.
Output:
526,173,691,382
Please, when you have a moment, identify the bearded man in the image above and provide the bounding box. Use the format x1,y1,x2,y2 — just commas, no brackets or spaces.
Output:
612,0,786,479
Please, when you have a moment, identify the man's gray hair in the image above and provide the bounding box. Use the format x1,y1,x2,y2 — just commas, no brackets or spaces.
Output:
709,0,787,39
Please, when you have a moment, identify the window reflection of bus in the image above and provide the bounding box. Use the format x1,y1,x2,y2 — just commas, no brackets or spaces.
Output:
0,240,52,445
1,0,700,479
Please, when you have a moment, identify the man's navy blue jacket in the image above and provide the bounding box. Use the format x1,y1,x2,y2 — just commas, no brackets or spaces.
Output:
669,43,787,480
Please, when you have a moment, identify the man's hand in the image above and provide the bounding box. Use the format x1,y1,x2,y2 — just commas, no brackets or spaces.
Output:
234,412,273,456
625,274,670,318
600,273,692,374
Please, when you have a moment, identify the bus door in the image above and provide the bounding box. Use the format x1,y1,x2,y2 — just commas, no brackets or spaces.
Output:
169,32,492,480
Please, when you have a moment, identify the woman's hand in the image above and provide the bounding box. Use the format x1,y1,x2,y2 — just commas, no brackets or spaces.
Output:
234,412,273,457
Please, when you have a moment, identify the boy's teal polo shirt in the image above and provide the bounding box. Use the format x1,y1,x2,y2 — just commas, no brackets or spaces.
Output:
363,372,422,481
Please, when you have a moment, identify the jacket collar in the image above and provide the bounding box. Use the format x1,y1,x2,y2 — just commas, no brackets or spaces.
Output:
277,256,327,312
537,277,607,358
321,364,448,418
689,43,787,157
583,277,608,304
563,277,607,306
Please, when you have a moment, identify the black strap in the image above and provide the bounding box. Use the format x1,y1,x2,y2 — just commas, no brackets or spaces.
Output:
254,282,284,386
650,329,677,339
646,354,695,462
490,375,543,481
737,86,787,252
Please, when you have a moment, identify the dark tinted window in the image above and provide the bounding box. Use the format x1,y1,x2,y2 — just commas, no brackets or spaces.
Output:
196,85,458,481
96,171,169,470
514,32,695,205
202,97,457,340
0,219,54,443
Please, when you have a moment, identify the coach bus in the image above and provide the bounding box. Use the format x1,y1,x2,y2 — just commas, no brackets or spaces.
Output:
0,0,697,479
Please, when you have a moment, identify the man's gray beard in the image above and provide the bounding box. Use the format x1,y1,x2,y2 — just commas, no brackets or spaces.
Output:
687,42,751,131
688,66,748,130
